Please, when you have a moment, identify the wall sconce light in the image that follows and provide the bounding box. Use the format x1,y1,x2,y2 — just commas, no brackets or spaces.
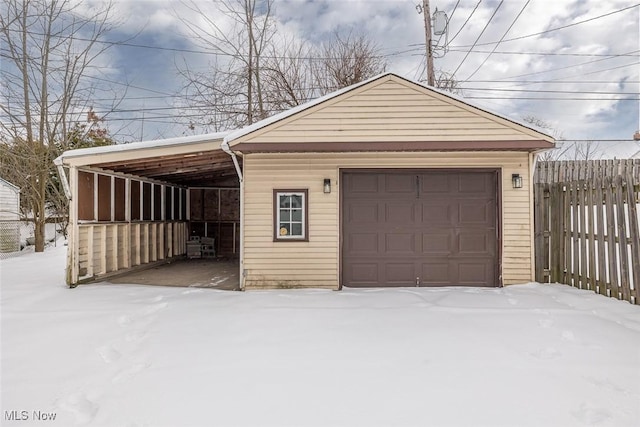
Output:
512,173,523,189
323,178,331,194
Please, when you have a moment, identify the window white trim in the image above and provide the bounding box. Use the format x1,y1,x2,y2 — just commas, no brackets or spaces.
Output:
274,189,308,241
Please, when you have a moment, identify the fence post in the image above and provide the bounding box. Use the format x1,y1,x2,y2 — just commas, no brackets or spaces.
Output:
534,173,551,283
585,179,597,292
614,175,631,301
604,176,620,299
624,174,639,305
594,176,608,296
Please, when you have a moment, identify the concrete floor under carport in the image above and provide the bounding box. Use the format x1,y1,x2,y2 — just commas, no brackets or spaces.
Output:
107,258,240,290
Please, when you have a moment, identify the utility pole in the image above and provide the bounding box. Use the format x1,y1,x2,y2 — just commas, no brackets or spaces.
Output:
421,0,435,86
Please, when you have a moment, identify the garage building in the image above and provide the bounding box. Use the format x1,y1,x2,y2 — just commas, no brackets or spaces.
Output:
56,73,554,289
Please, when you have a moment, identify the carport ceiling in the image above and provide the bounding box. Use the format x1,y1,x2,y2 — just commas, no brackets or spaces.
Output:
94,149,239,187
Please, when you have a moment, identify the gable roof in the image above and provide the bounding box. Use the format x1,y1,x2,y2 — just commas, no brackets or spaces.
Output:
225,72,554,152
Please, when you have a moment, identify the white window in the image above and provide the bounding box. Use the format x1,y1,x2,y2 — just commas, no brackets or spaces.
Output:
274,190,308,241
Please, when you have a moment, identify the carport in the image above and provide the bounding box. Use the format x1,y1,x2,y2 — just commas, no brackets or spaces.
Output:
54,132,242,288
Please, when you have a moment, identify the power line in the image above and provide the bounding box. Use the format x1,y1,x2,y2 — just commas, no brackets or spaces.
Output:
460,88,640,95
80,80,640,103
447,49,640,58
462,0,531,82
450,0,504,80
467,80,640,84
466,96,638,101
500,50,640,80
448,0,482,44
454,3,640,48
1,27,418,61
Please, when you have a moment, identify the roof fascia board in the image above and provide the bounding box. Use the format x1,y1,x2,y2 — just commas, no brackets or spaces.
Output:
233,140,554,153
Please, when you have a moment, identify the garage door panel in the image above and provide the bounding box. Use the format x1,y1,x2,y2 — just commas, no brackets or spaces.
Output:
348,173,379,194
384,263,415,285
459,201,495,225
421,202,453,224
420,173,450,193
420,261,451,285
347,233,379,254
343,170,498,288
385,233,416,254
384,173,415,194
385,202,415,224
458,261,494,285
422,232,452,254
457,173,493,194
347,263,379,284
347,202,379,223
458,231,495,255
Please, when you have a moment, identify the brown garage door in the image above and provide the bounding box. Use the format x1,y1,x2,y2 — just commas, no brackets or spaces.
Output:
342,170,499,287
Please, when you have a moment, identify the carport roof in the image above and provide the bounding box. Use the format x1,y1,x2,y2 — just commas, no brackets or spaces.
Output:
55,132,238,187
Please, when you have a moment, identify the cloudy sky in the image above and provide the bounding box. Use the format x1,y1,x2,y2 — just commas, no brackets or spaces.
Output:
89,0,639,149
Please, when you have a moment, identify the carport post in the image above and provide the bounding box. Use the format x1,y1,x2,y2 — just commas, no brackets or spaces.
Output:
221,140,245,290
68,166,79,286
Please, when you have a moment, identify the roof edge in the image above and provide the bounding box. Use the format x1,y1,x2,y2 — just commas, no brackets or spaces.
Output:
55,131,230,165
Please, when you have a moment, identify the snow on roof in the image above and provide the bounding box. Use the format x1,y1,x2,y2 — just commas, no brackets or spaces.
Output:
224,72,554,144
55,131,229,164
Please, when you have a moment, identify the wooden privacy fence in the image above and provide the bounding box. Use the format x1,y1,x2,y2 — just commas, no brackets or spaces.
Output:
534,160,640,305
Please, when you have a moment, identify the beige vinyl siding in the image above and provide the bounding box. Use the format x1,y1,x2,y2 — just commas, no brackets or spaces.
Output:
232,78,545,145
242,151,534,289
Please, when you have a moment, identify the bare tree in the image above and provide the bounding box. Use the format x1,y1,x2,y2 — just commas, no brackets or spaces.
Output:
176,0,275,130
573,140,601,160
262,35,316,111
0,0,119,251
176,58,250,132
434,70,462,94
313,31,387,94
521,116,602,161
521,116,568,161
175,4,387,132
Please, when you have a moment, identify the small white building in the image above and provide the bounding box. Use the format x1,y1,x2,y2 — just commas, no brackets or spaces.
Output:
0,177,21,253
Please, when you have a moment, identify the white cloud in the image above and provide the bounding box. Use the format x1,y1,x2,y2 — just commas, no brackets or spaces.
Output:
79,0,639,143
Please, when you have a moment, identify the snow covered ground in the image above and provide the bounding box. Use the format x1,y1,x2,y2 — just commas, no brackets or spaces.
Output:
2,246,640,427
